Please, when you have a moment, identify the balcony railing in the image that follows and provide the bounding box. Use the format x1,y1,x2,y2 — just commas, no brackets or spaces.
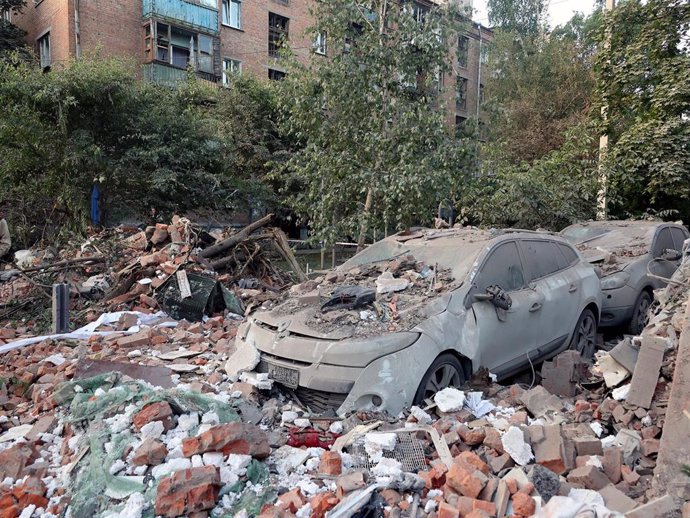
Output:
143,62,217,87
142,0,219,34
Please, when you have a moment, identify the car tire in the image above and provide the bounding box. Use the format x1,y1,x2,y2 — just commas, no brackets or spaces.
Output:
627,290,652,336
569,309,597,359
413,353,466,405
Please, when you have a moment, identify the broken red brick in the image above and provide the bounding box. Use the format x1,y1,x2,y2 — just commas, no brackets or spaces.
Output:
132,401,174,431
310,491,338,518
455,451,491,476
437,501,460,518
12,476,48,509
566,465,611,490
446,464,487,499
335,471,366,498
155,466,221,517
182,422,269,459
276,488,305,513
512,492,536,516
132,438,168,466
319,451,342,476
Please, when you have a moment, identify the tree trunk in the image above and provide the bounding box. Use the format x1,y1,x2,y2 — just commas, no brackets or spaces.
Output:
356,187,373,252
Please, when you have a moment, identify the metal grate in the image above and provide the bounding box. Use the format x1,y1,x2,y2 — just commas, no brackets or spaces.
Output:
350,431,428,473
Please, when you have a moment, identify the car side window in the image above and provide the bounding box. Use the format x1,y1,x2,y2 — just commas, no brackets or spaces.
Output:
476,242,525,293
652,228,676,256
521,240,562,281
558,243,579,266
670,227,688,251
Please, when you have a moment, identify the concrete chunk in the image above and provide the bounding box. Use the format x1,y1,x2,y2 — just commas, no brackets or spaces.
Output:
625,495,675,518
599,484,637,513
566,465,611,490
627,335,666,408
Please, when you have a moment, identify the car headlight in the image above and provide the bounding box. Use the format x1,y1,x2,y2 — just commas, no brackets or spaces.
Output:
601,271,630,290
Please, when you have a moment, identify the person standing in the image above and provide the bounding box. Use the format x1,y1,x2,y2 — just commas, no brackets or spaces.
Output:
0,217,11,259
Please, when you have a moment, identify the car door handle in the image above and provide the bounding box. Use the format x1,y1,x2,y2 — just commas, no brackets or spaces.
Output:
529,302,542,312
569,284,578,293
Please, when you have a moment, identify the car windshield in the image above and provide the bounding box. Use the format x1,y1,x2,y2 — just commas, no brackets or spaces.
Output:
340,228,493,281
561,226,610,243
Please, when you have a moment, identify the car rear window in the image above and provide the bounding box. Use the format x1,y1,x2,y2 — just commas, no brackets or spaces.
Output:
670,227,688,250
522,240,562,281
558,243,579,266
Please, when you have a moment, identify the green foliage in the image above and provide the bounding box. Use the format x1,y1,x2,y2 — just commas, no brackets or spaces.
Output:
0,0,29,59
594,0,690,218
0,56,281,245
278,0,475,246
462,125,599,230
487,0,546,36
483,23,597,164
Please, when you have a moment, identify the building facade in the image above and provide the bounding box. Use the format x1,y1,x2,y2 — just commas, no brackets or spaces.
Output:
13,0,490,127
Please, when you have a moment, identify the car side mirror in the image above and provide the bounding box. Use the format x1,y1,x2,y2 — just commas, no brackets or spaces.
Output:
661,249,682,261
473,285,513,310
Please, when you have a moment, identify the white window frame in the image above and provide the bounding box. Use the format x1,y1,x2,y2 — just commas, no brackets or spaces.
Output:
2,9,11,22
38,32,51,69
313,31,327,55
222,58,242,85
222,0,242,30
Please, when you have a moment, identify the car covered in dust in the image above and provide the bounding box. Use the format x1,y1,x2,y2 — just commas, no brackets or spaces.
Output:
234,228,601,415
561,220,689,335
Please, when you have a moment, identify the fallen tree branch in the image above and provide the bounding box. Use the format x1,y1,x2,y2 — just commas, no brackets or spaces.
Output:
271,228,307,283
198,214,274,259
21,256,106,273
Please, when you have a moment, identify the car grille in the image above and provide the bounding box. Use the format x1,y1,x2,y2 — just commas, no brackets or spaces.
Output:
291,387,348,414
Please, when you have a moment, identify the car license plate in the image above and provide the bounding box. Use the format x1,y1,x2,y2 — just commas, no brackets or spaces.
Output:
263,361,299,389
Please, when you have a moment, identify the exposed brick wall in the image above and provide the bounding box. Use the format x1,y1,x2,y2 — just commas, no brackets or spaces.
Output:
14,0,73,67
77,0,142,62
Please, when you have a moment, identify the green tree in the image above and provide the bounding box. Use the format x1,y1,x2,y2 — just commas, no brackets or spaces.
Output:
279,0,474,247
594,0,690,218
487,0,545,36
0,0,28,59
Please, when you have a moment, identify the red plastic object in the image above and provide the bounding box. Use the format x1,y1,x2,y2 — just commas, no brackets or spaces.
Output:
287,428,341,448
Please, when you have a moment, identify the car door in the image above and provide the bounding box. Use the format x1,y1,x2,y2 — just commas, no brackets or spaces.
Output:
519,239,582,357
650,226,680,281
468,240,545,377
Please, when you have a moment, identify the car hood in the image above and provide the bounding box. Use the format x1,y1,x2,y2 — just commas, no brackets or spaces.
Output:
253,309,355,340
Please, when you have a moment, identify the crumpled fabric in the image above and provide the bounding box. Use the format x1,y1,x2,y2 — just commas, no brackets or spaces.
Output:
535,496,624,518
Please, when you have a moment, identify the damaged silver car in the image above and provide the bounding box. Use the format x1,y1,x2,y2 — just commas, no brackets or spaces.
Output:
234,228,601,415
561,220,689,334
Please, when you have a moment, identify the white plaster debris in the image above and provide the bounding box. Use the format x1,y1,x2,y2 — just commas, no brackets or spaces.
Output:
296,503,312,518
410,406,433,425
585,456,603,469
42,354,66,366
601,435,617,449
612,383,631,401
589,422,604,437
294,418,312,428
203,452,224,468
568,488,605,507
239,371,274,390
434,387,466,413
109,459,126,475
280,411,299,425
375,271,411,294
464,391,495,418
424,500,438,513
139,420,165,441
201,411,220,425
192,454,204,468
127,350,143,358
103,492,146,518
364,432,397,463
329,421,344,434
502,426,534,466
226,454,252,475
641,415,653,427
151,457,192,479
220,467,240,485
18,504,36,518
177,412,199,431
427,489,443,499
372,457,403,478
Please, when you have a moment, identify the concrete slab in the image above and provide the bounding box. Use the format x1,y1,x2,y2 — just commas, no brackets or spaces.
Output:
626,335,666,408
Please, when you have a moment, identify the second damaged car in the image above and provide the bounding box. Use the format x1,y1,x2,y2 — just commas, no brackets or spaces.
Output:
233,228,601,415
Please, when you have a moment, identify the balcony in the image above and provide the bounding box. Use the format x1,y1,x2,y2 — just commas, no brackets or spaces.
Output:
143,62,217,87
142,0,219,34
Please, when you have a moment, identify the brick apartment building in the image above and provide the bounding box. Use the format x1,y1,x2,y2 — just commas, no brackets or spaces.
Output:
10,0,491,130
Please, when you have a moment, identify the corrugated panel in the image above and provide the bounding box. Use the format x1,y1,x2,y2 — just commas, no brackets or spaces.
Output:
143,0,219,34
143,62,221,87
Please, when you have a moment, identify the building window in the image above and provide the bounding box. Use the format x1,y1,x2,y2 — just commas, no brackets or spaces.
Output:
268,12,289,58
38,33,51,70
432,68,443,93
148,22,215,74
222,0,242,29
222,58,241,85
268,68,286,81
456,77,468,110
480,42,489,65
458,35,469,68
313,31,327,55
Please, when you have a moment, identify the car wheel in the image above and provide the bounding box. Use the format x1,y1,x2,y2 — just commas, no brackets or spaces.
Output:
569,309,597,359
627,291,652,335
413,353,466,405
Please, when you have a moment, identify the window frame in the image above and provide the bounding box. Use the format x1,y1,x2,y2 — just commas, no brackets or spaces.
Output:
519,239,571,283
38,32,51,70
313,31,327,55
455,77,468,110
268,12,289,58
474,240,528,294
457,35,469,69
268,68,286,81
222,0,242,29
652,226,677,257
222,58,242,85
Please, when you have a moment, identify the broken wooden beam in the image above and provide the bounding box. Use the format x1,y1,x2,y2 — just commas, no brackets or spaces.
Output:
198,214,274,259
271,228,307,283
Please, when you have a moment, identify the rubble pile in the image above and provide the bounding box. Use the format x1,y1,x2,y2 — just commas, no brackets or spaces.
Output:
0,214,299,335
0,237,688,518
270,256,457,337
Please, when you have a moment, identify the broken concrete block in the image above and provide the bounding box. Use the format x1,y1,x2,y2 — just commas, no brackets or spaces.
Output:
566,465,611,490
502,426,534,466
527,464,560,503
573,437,603,457
624,495,675,518
224,338,260,381
530,424,566,475
626,335,666,408
599,484,637,513
615,429,641,465
335,471,366,498
540,350,588,397
493,480,510,517
609,337,639,373
434,387,466,413
602,446,623,484
375,271,410,294
519,385,563,417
